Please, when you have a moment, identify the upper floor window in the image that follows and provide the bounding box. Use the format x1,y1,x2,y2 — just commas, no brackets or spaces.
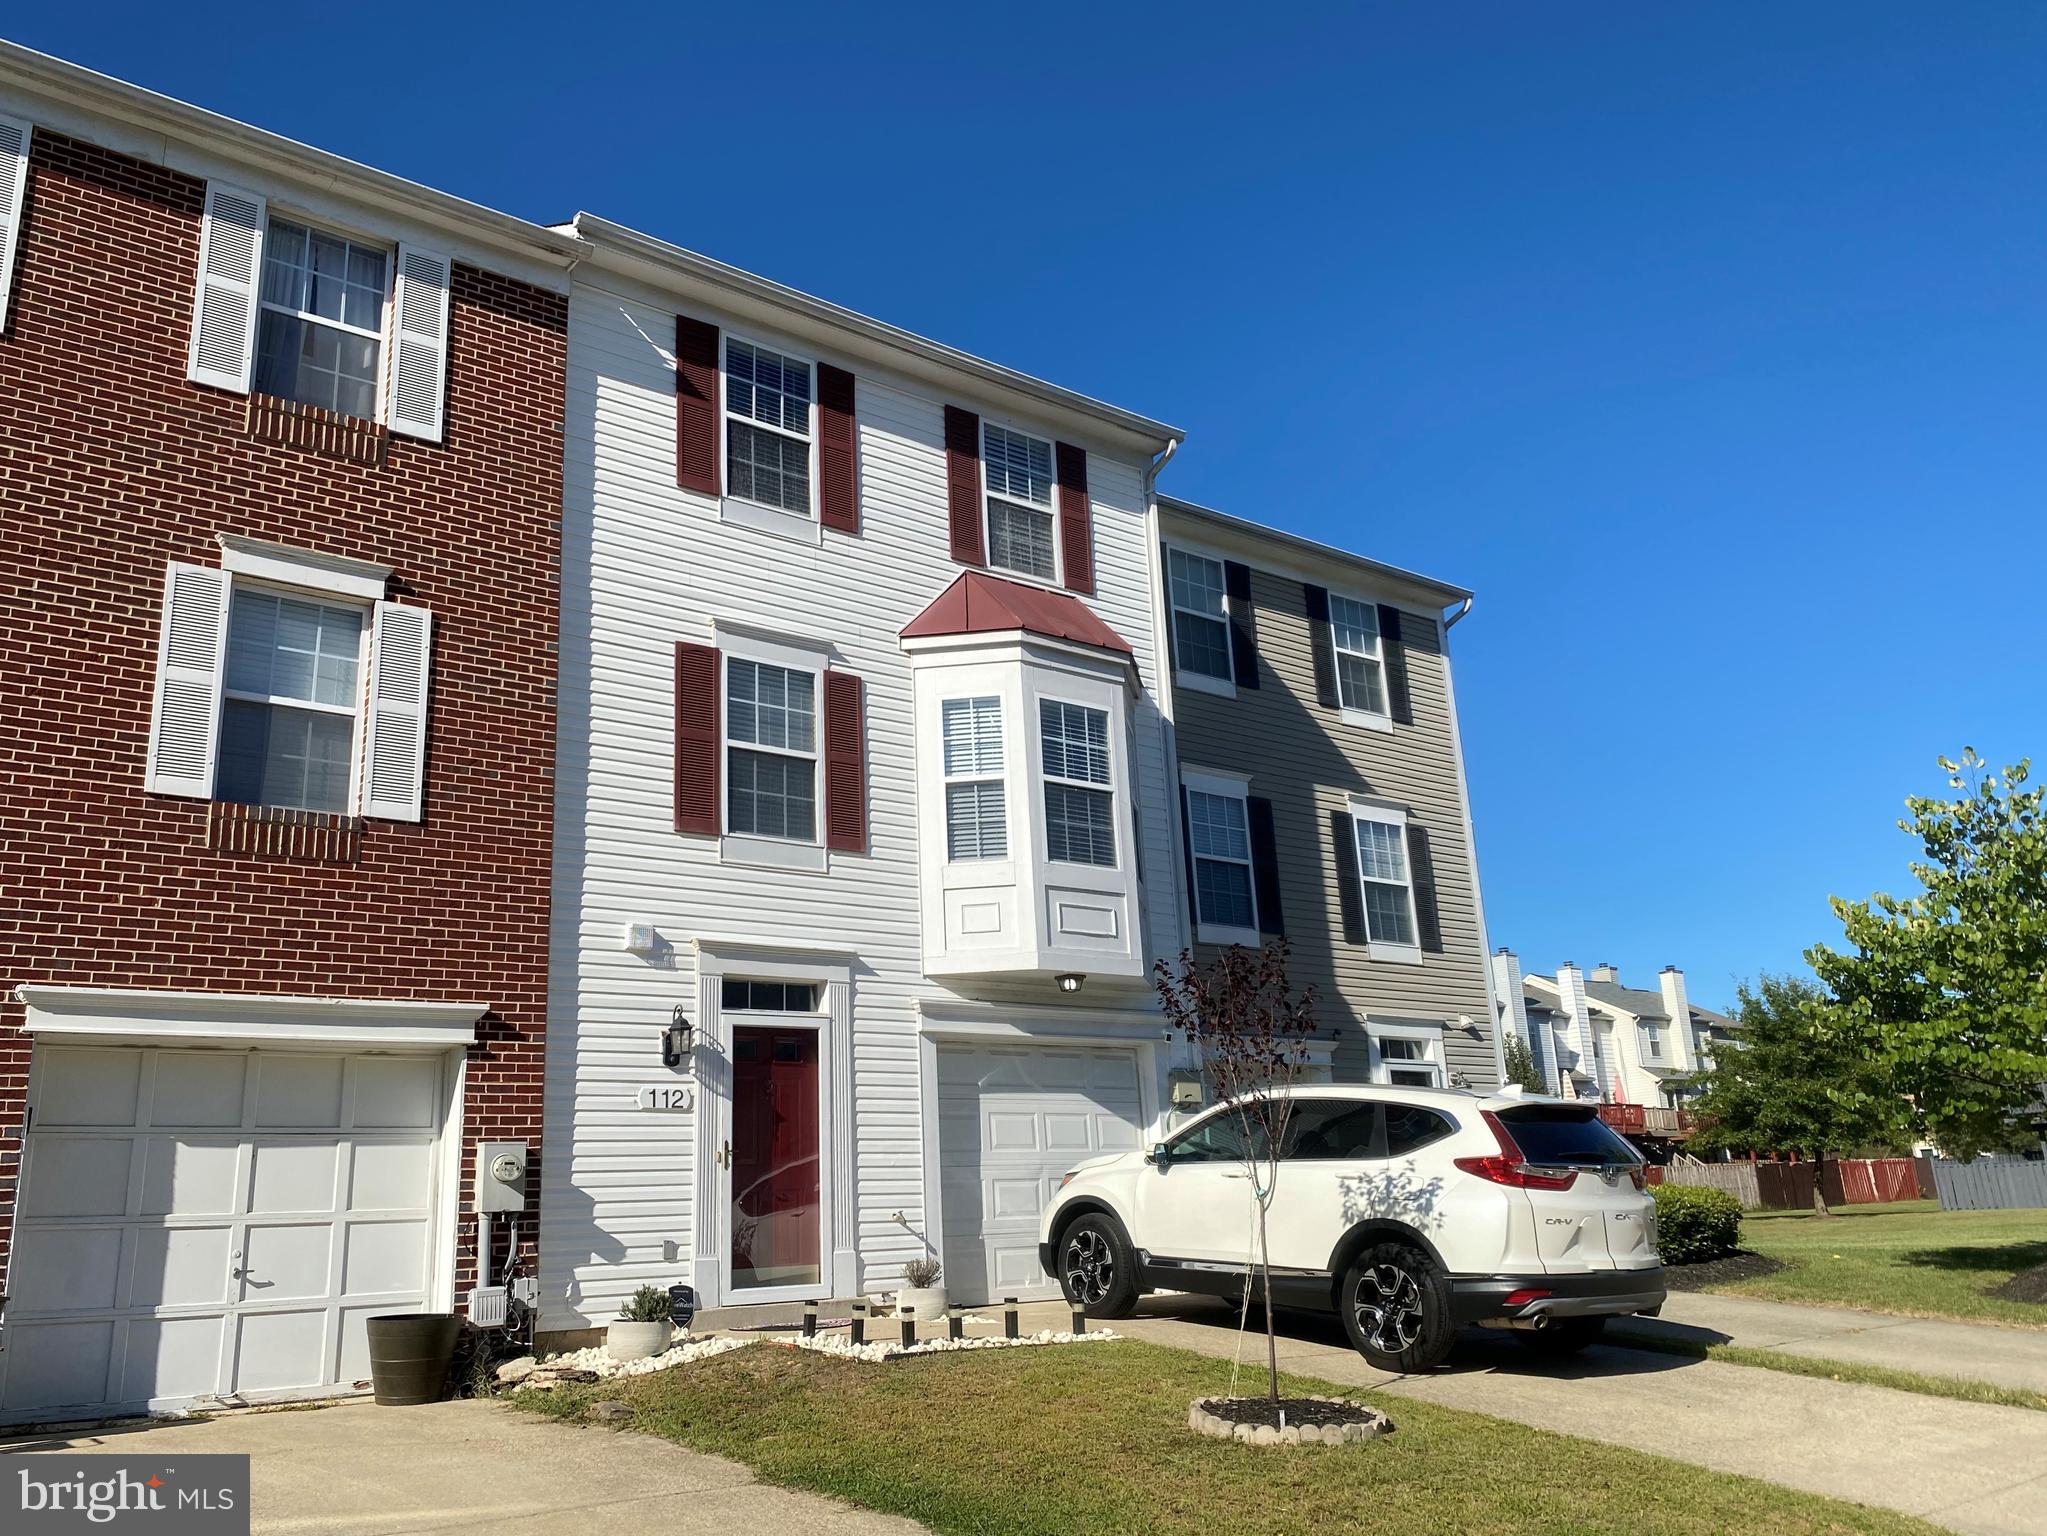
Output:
1644,1020,1663,1060
726,657,816,841
984,423,1057,582
1328,594,1388,719
942,696,1007,859
1187,784,1255,937
1352,809,1418,949
1040,699,1114,866
218,588,365,814
1167,548,1233,683
722,978,819,1011
254,218,389,421
726,338,814,516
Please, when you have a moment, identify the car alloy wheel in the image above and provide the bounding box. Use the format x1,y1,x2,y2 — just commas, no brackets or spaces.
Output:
1352,1261,1425,1354
1063,1227,1115,1306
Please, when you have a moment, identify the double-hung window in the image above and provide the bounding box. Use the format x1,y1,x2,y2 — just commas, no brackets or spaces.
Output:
1329,594,1389,720
1376,1034,1444,1089
217,588,366,814
725,338,814,516
254,218,389,421
1351,806,1419,951
1186,780,1256,939
1040,699,1114,866
983,423,1057,582
942,696,1007,859
1167,548,1233,685
726,657,817,841
1644,1020,1663,1060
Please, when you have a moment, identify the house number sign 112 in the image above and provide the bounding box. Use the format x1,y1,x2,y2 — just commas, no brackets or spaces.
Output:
636,1085,694,1112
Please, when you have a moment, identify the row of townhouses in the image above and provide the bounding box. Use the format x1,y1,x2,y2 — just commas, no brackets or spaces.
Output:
0,43,1503,1420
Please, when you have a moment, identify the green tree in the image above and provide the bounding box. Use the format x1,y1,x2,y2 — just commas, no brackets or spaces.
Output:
1502,1034,1547,1094
1684,974,1910,1215
1811,750,2047,1158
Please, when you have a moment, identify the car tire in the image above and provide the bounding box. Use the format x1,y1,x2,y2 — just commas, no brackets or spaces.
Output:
1340,1241,1454,1373
1055,1213,1139,1319
1515,1315,1606,1355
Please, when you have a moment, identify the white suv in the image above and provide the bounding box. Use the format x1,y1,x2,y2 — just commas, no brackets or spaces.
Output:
1038,1084,1665,1372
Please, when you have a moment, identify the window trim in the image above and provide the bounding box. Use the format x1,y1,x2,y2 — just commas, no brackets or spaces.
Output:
216,576,372,816
254,214,395,424
980,416,1063,589
1037,692,1117,869
940,694,1008,862
1366,1022,1446,1090
1643,1019,1664,1061
1182,767,1258,947
719,331,822,544
1327,589,1393,732
1347,797,1422,965
1164,542,1237,697
720,646,823,857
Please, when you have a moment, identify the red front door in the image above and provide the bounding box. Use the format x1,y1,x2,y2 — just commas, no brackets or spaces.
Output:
729,1025,821,1291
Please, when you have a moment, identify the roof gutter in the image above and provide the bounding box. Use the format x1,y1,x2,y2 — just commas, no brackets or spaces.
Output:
1160,494,1473,606
1445,594,1474,628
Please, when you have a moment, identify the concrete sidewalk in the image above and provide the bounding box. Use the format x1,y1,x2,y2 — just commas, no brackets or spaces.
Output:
1028,1294,2047,1536
0,1397,921,1536
1625,1290,2047,1395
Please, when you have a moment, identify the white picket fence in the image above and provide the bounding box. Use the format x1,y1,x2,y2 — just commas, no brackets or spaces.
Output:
1930,1157,2047,1211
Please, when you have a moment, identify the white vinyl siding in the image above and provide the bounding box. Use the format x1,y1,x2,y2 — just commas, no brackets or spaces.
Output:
1187,786,1256,938
941,696,1006,860
726,657,817,842
983,422,1056,582
187,182,268,393
1167,547,1232,684
0,113,31,336
1329,594,1388,719
725,338,814,515
1040,699,1114,867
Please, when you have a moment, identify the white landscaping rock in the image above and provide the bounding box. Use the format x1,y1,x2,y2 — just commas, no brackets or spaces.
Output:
509,1334,749,1390
790,1328,1120,1364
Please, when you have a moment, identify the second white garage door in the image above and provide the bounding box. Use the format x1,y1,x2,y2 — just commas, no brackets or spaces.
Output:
936,1044,1144,1302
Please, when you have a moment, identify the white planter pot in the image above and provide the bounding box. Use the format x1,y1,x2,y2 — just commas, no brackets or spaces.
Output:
606,1321,672,1360
898,1286,949,1322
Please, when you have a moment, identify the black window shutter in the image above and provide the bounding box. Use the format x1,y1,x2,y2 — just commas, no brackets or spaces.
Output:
1406,822,1444,952
1377,603,1413,725
1177,786,1199,935
1248,796,1285,937
1224,560,1259,689
1304,583,1338,708
1330,809,1365,945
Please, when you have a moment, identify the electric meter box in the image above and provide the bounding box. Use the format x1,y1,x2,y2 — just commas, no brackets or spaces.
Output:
475,1140,529,1213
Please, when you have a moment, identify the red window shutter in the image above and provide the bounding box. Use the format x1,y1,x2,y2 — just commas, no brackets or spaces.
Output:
1056,441,1093,594
943,405,985,566
818,362,858,533
823,669,867,853
674,642,720,835
675,315,721,496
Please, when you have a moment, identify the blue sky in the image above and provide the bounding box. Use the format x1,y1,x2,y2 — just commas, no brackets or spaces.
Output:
16,5,2045,1008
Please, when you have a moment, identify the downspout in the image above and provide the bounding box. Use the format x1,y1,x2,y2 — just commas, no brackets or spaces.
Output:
1140,439,1189,1092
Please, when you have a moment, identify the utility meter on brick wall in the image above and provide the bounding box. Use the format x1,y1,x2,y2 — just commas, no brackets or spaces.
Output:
475,1140,528,1213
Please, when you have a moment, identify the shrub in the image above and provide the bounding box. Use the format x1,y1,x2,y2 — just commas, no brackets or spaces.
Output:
1652,1182,1743,1265
903,1255,943,1289
617,1284,672,1323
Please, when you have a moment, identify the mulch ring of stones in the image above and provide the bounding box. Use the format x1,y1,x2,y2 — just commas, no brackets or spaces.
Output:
1189,1394,1393,1446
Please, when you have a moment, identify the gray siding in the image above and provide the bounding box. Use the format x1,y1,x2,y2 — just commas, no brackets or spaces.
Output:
1172,561,1496,1086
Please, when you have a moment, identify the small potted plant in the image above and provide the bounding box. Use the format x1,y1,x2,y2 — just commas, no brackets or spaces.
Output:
897,1255,947,1322
607,1285,674,1360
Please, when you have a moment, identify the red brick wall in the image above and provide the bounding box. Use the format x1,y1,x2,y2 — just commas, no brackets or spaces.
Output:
0,129,564,1298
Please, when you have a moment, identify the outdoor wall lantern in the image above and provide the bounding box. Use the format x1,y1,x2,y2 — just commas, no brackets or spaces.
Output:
1055,973,1086,995
662,1007,694,1068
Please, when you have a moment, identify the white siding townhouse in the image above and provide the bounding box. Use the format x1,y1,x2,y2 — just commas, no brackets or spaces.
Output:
539,217,1195,1328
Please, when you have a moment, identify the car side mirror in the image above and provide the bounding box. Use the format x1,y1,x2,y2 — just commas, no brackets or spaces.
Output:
1147,1142,1172,1167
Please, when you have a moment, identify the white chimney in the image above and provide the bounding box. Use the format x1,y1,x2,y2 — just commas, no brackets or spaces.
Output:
1658,966,1694,1072
1590,962,1621,984
1489,949,1550,1091
1554,961,1596,1092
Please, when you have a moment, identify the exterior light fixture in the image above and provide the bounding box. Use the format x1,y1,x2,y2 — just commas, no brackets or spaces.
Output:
1055,973,1085,995
662,1007,694,1068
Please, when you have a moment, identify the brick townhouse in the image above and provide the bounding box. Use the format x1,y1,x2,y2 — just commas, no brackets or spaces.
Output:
0,44,578,1418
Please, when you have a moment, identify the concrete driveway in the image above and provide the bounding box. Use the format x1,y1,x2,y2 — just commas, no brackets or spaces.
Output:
0,1397,921,1536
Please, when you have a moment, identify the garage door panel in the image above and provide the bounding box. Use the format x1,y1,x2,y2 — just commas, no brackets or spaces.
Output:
349,1140,433,1211
35,1048,142,1126
342,1219,427,1296
353,1058,439,1129
153,1053,247,1128
132,1226,233,1309
242,1223,333,1301
141,1138,240,1217
255,1056,344,1129
5,1321,113,1410
124,1317,225,1403
1042,1112,1095,1151
10,1228,123,1312
250,1141,339,1214
233,1310,328,1393
25,1136,134,1217
984,1111,1042,1151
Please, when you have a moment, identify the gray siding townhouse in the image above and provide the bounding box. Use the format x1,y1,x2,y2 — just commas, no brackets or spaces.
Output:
1157,497,1501,1087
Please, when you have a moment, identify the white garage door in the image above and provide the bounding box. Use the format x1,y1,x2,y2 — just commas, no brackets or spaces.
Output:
937,1044,1144,1302
2,1044,446,1420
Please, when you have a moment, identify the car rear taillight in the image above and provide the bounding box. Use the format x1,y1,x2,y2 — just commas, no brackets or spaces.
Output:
1453,1110,1580,1191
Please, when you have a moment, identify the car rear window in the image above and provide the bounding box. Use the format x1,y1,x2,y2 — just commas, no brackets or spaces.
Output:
1495,1105,1639,1166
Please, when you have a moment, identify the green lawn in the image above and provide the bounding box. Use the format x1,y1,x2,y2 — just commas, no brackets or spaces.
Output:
1719,1203,2047,1326
514,1341,1934,1536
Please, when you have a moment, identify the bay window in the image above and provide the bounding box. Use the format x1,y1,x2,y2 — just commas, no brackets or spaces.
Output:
1040,699,1114,866
942,696,1007,859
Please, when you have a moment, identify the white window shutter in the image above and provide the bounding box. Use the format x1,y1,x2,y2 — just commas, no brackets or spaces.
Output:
187,181,266,393
0,113,31,335
388,244,451,440
363,601,433,821
144,562,231,799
